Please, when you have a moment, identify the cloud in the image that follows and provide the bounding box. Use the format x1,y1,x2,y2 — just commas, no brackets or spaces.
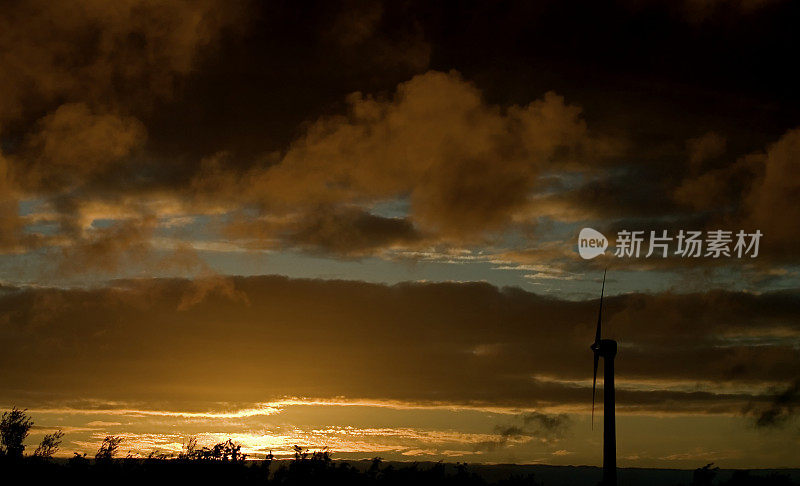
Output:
23,103,146,190
0,0,245,123
674,127,800,260
86,421,122,427
0,0,246,258
743,129,800,253
687,132,727,171
0,1,797,283
0,154,26,251
747,379,800,428
0,276,796,413
195,71,615,255
1,64,620,263
55,217,156,276
177,275,250,311
51,217,226,279
326,0,430,72
477,411,571,451
227,206,423,257
521,411,571,435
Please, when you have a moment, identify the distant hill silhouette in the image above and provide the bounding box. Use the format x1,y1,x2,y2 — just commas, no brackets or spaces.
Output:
2,455,798,486
2,409,798,485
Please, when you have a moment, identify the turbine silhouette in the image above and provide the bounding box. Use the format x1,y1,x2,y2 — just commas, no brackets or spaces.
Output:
591,268,617,486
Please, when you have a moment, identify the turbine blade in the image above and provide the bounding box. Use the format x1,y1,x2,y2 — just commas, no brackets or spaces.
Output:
592,352,599,429
594,268,607,345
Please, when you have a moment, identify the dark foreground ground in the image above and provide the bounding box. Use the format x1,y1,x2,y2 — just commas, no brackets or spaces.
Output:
2,456,798,486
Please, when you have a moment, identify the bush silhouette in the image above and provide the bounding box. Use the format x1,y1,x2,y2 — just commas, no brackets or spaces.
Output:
33,430,65,458
693,463,720,486
0,409,798,486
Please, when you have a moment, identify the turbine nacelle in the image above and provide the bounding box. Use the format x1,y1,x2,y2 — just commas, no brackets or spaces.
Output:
591,339,617,358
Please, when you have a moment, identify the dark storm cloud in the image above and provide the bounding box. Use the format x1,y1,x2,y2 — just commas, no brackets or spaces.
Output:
0,0,436,256
0,276,797,412
1,0,799,266
477,411,571,451
0,0,249,255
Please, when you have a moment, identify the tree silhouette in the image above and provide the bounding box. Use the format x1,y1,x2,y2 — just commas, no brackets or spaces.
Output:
193,439,247,462
368,457,383,480
217,439,246,462
33,430,65,458
0,407,34,458
179,436,199,460
95,436,123,462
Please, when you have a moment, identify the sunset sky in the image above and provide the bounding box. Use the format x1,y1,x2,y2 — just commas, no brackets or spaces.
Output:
1,0,799,468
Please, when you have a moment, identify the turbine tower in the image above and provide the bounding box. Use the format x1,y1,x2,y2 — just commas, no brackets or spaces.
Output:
591,269,617,486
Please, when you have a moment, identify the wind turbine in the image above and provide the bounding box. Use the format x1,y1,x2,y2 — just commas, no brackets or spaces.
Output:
591,269,617,486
